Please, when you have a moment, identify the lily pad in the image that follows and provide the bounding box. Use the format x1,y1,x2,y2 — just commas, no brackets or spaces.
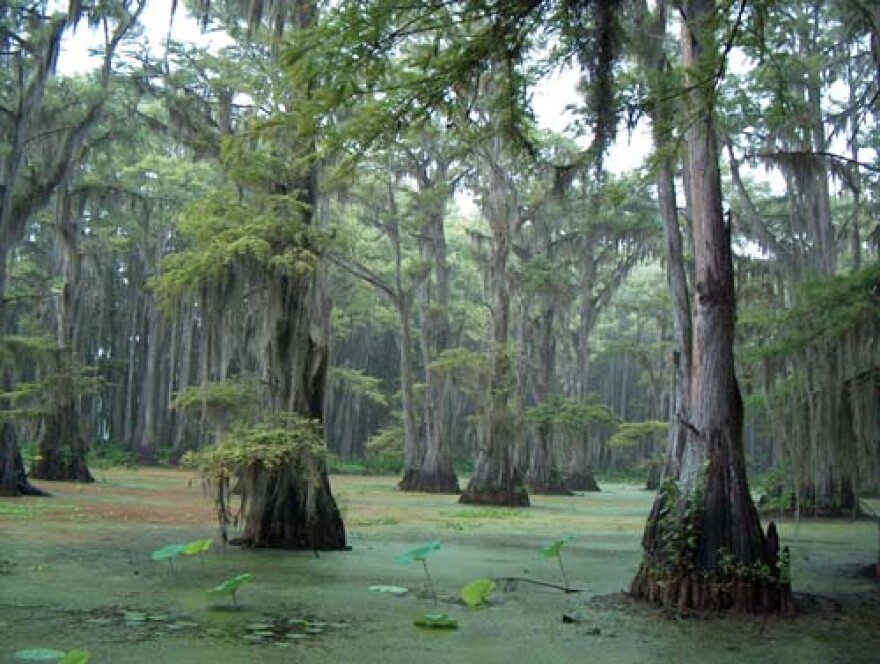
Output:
461,577,496,607
208,573,253,597
123,611,147,623
59,652,90,664
413,613,458,630
150,544,185,562
540,535,573,558
395,540,441,564
285,633,309,640
13,650,67,661
182,538,213,556
369,585,409,595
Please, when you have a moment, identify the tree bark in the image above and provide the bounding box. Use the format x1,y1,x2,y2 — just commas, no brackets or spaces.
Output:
631,0,780,611
412,184,459,493
527,260,570,494
460,151,529,507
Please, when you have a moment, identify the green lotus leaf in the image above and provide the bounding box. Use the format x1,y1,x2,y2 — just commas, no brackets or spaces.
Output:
540,535,573,558
208,573,253,596
395,540,441,564
461,577,496,607
150,544,185,561
182,538,213,556
59,651,90,664
13,649,67,661
413,613,458,629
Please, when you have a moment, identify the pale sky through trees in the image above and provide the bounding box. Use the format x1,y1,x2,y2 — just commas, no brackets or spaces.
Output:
56,0,652,175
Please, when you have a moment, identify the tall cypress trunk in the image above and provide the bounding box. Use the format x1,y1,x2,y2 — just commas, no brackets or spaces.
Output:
132,301,161,459
637,0,693,482
229,1,344,547
632,0,781,611
0,14,69,496
460,154,528,507
564,238,600,492
412,197,459,493
526,292,570,495
396,291,422,489
172,304,195,455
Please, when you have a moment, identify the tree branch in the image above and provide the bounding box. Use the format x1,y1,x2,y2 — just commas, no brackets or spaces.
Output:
758,149,880,174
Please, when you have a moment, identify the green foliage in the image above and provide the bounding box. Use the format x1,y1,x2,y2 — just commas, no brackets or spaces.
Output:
0,335,56,362
525,395,619,434
182,538,213,556
197,419,328,483
540,535,573,559
364,424,404,474
649,478,704,581
758,465,796,512
153,185,329,308
395,541,441,565
326,455,367,475
208,573,254,606
460,577,496,608
429,348,489,385
608,421,669,449
87,441,138,469
397,541,441,606
169,379,262,416
151,538,210,573
328,368,389,408
540,535,574,590
59,652,90,664
413,613,458,630
745,264,880,361
150,544,186,562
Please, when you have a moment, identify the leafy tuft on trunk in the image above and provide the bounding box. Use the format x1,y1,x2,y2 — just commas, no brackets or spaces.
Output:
198,419,346,550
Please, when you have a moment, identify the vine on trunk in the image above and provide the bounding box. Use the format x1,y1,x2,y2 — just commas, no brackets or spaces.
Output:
632,475,785,612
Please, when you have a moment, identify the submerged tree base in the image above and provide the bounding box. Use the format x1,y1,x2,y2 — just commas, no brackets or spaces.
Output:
459,479,529,507
399,468,460,494
564,471,600,492
0,423,51,497
526,468,572,495
29,406,95,484
630,565,790,613
528,478,573,496
200,421,347,551
30,452,94,484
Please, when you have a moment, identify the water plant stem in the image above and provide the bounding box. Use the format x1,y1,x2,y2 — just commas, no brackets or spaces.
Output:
422,559,437,606
557,555,569,591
